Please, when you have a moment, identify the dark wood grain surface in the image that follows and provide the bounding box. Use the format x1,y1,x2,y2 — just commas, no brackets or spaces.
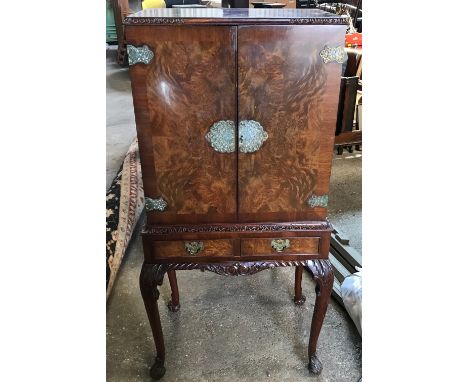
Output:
237,25,346,222
127,26,237,224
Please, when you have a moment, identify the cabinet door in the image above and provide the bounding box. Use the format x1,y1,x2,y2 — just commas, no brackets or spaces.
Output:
127,26,237,224
237,25,346,222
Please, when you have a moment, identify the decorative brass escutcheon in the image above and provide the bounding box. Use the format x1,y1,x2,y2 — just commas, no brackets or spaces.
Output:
145,197,168,212
271,239,290,253
239,120,268,153
184,241,204,256
127,44,154,66
319,46,346,64
205,120,235,153
307,195,328,208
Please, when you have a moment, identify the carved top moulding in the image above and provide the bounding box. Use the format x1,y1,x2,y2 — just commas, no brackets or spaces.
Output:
124,8,347,26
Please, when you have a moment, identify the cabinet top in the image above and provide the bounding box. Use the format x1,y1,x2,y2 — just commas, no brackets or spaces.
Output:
124,8,347,26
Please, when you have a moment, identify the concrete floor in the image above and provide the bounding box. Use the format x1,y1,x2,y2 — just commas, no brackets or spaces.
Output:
106,47,362,381
106,48,137,188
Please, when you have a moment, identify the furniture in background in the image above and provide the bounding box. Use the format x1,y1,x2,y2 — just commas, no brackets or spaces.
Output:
172,3,207,7
335,76,360,153
297,1,362,33
125,8,346,379
222,0,250,7
164,0,201,7
248,0,295,7
111,0,132,65
334,46,362,154
106,0,118,43
252,2,285,7
296,0,317,8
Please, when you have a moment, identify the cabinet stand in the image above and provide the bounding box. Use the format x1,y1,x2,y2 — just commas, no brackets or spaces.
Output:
140,259,333,379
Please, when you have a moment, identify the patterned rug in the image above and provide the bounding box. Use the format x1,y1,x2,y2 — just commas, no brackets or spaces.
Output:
106,138,145,299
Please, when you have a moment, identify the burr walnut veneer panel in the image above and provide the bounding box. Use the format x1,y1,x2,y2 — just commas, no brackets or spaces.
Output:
150,239,235,260
241,237,321,257
238,25,344,222
126,26,237,225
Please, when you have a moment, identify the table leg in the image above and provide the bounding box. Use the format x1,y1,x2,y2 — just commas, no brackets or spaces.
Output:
167,270,180,312
307,259,333,375
140,264,167,380
294,265,306,305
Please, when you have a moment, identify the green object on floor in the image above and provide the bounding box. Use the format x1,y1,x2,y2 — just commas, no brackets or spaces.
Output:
106,0,117,43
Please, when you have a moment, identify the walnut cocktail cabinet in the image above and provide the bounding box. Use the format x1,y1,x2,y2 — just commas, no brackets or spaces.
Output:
125,8,346,380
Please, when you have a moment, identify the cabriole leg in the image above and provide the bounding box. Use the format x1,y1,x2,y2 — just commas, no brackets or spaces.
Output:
294,265,306,305
167,270,180,312
307,260,334,375
140,264,168,380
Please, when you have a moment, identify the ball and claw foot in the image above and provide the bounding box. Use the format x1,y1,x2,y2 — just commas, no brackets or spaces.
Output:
294,295,306,306
150,358,166,380
308,354,323,375
167,301,180,312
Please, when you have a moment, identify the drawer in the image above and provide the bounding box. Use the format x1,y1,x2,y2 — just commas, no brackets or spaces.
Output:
241,237,320,257
151,239,234,259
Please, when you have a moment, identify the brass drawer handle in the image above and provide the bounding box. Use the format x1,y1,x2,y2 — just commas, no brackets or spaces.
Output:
239,120,268,153
184,241,204,256
271,239,290,253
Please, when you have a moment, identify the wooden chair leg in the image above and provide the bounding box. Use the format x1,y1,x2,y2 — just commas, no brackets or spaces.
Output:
167,270,180,312
307,260,334,375
294,265,306,305
116,42,128,66
140,264,167,380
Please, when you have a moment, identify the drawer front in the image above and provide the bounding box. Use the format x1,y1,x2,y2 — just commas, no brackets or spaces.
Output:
241,237,320,257
151,239,234,259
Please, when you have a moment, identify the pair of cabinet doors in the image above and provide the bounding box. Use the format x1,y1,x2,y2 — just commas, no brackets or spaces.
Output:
127,25,344,225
